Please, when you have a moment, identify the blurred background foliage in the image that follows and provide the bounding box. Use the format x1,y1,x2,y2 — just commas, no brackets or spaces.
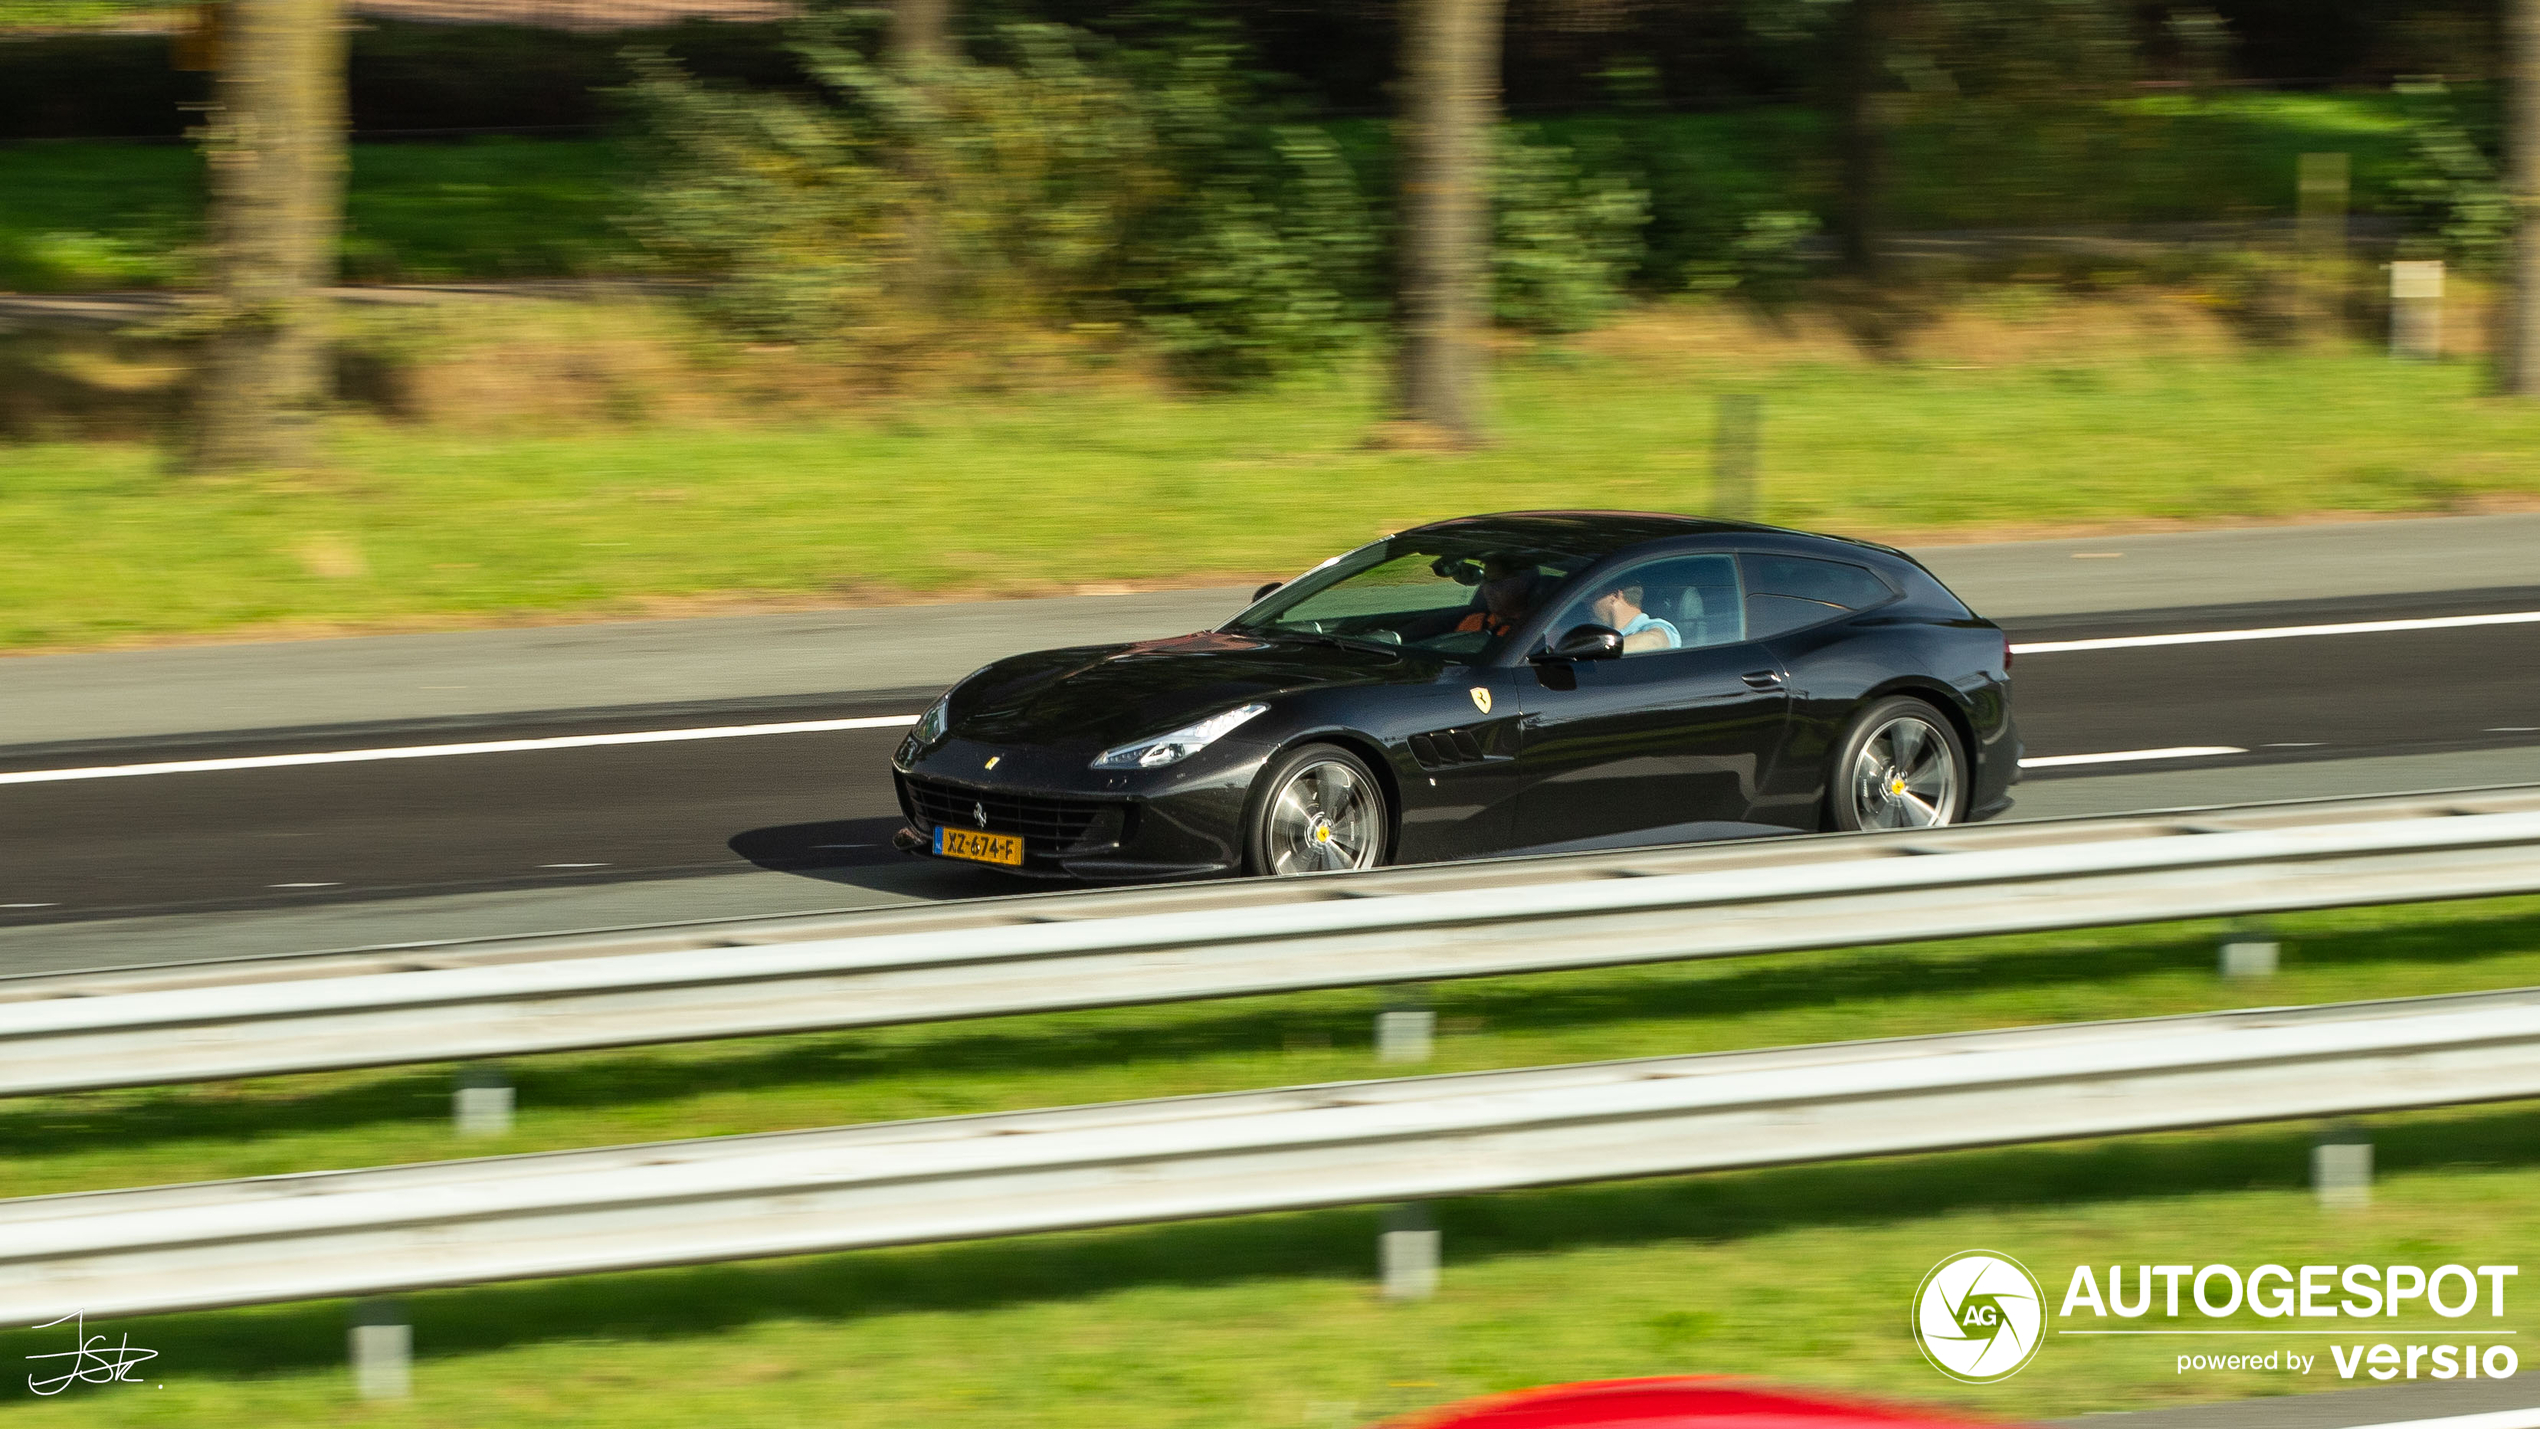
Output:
0,0,2523,384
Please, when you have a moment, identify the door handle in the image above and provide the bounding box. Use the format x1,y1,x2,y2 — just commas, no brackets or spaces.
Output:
1741,670,1786,689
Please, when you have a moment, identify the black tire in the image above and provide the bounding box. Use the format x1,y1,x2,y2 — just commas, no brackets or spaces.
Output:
1243,743,1389,876
1824,696,1969,832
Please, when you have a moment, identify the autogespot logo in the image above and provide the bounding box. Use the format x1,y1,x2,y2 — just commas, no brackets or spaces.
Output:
1914,1251,2048,1383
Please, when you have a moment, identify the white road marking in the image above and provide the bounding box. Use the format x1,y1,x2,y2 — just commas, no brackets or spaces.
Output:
2019,746,2245,769
539,862,609,869
2283,1410,2540,1429
0,609,2525,789
2012,608,2540,654
1,903,57,909
0,715,920,787
268,882,340,889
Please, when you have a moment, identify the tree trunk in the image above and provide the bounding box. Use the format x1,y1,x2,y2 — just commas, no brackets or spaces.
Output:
2503,0,2540,394
185,0,347,475
1832,0,1885,277
1393,0,1505,444
891,0,953,69
890,0,955,316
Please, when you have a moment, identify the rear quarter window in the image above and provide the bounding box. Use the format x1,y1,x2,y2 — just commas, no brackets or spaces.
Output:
1742,554,1897,640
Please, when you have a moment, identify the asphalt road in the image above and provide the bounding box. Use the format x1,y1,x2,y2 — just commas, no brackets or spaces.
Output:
13,513,2540,750
2047,1376,2540,1429
2,588,2535,945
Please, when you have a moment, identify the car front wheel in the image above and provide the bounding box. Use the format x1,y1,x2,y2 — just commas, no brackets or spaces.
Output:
1245,743,1388,876
1827,696,1967,832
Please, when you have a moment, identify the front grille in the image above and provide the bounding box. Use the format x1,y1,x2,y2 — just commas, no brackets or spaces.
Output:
899,773,1121,857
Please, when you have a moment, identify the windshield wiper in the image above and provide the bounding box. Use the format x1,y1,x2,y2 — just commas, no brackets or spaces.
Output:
1250,627,1404,658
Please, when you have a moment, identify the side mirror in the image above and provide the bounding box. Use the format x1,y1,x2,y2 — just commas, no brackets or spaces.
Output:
1535,623,1623,662
1251,581,1282,603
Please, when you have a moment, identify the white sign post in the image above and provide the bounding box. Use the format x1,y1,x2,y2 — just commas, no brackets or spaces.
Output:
2390,259,2444,359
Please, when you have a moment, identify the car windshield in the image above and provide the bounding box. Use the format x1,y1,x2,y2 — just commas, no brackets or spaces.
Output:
1227,537,1594,663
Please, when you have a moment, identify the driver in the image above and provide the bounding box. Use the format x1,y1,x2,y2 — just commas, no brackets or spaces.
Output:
1587,579,1681,654
1454,556,1546,638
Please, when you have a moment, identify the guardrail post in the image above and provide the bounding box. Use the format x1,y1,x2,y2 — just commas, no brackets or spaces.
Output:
2220,921,2279,979
1377,985,1435,1064
454,1062,514,1138
2314,1122,2372,1211
349,1298,411,1400
1381,1202,1440,1301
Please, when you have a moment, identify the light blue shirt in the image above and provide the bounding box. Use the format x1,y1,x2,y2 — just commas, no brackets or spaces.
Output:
1618,611,1681,650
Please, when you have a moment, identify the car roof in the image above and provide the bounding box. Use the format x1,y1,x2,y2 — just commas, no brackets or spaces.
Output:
1400,511,1898,567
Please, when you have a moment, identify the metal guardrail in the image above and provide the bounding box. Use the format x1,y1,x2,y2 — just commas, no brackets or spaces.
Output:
4,788,2540,1097
5,986,2538,1323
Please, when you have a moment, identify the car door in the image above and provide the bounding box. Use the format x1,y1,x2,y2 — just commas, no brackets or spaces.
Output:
1387,665,1542,862
1511,553,1795,848
1739,551,1909,829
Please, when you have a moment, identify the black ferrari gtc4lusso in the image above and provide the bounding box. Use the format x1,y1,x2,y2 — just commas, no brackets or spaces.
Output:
890,511,2018,880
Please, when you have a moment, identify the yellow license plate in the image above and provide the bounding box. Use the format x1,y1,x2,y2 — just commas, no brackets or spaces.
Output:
934,826,1024,867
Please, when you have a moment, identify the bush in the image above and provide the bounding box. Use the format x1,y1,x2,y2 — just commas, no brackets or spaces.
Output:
629,24,1381,383
2388,84,2509,273
1491,127,1648,332
633,20,1679,384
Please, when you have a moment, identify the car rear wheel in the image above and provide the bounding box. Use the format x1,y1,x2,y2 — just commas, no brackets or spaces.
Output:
1245,744,1388,876
1827,696,1967,832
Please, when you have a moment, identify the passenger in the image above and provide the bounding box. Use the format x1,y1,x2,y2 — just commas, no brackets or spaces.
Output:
1588,580,1681,654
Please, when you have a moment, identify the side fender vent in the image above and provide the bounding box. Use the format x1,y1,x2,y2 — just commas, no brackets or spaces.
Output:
1408,726,1498,770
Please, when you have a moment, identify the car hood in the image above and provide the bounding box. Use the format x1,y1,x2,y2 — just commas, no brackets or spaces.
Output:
946,631,1426,751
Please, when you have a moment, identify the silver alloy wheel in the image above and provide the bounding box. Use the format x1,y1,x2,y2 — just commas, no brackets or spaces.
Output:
1848,713,1961,830
1261,757,1382,874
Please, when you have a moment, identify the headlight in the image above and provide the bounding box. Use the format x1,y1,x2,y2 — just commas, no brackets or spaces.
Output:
1091,703,1268,770
909,695,949,747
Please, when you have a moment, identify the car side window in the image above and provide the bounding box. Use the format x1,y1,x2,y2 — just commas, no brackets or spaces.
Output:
1741,554,1897,640
1548,553,1747,656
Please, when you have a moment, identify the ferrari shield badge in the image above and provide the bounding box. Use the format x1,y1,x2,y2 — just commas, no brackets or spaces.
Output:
1469,686,1493,715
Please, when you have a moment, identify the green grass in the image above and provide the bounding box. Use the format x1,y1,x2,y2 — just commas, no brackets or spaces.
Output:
1,897,2536,1424
0,139,633,291
5,1126,2535,1426
0,0,178,30
0,90,2428,291
1526,90,2423,233
1878,90,2424,229
5,345,2536,650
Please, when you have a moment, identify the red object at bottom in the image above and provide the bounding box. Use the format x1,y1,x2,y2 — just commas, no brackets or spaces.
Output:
1378,1378,2017,1429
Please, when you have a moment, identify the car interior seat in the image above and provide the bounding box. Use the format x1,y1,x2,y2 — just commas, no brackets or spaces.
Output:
1666,559,1746,649
1645,581,1702,648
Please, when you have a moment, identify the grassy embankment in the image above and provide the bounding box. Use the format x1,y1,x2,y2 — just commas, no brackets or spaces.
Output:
0,896,2536,1424
3,336,2536,652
